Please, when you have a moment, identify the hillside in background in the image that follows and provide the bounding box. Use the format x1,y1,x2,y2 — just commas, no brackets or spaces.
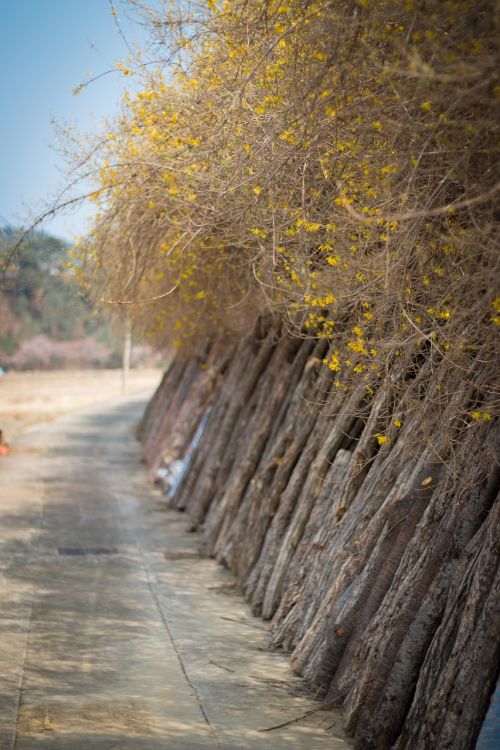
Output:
0,229,124,370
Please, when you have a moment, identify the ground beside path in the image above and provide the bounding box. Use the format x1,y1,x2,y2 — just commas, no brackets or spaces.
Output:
0,369,163,441
0,393,350,749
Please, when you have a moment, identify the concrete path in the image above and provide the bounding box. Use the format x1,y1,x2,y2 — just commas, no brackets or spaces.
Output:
0,394,350,749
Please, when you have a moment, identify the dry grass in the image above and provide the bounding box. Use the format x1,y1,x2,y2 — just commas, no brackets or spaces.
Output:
0,369,162,441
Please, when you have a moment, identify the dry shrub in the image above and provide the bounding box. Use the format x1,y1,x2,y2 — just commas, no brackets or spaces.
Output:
68,0,498,430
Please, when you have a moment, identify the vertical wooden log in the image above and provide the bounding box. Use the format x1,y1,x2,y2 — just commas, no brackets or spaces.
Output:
262,382,390,620
178,326,277,526
393,490,500,750
137,364,170,441
270,447,353,650
206,336,304,556
218,339,326,573
142,355,189,465
245,415,332,614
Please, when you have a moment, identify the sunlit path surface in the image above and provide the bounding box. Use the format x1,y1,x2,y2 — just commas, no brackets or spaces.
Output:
0,395,349,749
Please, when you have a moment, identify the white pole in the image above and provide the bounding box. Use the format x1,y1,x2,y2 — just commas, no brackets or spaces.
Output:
122,314,132,393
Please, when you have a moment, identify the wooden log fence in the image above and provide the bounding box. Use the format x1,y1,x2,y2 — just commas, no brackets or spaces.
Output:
138,320,499,750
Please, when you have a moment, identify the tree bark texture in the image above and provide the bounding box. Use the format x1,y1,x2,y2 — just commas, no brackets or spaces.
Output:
139,325,499,750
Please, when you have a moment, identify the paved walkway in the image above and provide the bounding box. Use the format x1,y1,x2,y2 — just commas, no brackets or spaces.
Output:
0,394,350,749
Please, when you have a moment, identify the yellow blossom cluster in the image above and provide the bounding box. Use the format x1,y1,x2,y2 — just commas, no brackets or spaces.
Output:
65,0,497,419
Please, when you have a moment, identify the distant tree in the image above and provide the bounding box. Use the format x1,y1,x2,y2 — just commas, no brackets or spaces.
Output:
0,229,122,367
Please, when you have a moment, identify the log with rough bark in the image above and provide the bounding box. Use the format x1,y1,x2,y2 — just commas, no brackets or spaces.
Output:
138,325,499,750
175,322,278,522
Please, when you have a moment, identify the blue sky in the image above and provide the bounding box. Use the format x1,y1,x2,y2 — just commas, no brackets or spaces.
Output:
0,1,149,241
